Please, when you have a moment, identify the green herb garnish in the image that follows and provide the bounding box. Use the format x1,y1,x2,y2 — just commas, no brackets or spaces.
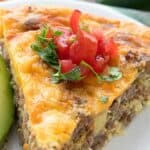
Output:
51,66,83,83
80,61,101,80
81,61,122,82
31,27,84,83
100,95,109,104
31,27,59,70
31,27,122,84
53,30,63,36
99,67,122,82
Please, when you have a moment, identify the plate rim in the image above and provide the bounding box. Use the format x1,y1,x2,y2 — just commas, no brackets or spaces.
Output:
0,0,144,26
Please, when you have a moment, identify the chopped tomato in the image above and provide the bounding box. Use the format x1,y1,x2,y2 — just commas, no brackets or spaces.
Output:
92,29,105,56
70,10,81,34
78,30,98,64
104,55,110,63
69,41,81,64
92,29,104,42
104,38,118,59
55,34,70,59
33,9,120,82
93,56,106,73
70,30,98,64
60,59,75,73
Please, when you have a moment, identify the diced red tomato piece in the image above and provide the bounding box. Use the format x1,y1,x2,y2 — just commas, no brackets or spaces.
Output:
55,34,70,59
92,29,104,42
93,56,106,73
70,10,81,34
69,41,82,64
92,29,105,56
104,37,118,59
69,30,98,64
60,59,75,73
77,30,98,64
104,55,110,63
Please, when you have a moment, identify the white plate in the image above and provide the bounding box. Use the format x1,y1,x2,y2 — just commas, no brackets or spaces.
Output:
0,0,149,150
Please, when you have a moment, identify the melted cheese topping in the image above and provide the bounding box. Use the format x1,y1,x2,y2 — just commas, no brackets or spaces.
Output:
5,31,138,147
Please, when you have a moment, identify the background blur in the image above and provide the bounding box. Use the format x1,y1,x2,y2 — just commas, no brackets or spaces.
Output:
96,0,150,10
83,0,150,26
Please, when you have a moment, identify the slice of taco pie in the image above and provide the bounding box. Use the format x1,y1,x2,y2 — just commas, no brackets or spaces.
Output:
0,6,150,150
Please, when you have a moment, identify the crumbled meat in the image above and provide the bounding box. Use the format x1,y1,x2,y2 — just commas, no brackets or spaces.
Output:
74,97,87,105
72,115,92,143
91,133,107,149
125,50,138,62
23,15,42,30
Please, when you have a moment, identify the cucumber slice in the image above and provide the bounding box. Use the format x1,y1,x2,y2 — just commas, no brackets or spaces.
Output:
0,55,14,147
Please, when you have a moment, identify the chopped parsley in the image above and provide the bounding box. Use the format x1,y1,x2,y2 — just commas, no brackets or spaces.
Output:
100,95,109,104
81,61,122,82
31,27,59,70
99,67,122,82
51,66,83,83
80,61,101,80
53,30,63,36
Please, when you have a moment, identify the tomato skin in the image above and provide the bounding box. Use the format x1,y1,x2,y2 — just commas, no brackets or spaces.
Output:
69,41,82,64
70,10,81,34
55,34,71,59
92,29,104,42
54,27,73,59
77,30,98,64
104,38,118,59
92,29,105,56
69,30,98,65
60,60,75,73
93,56,106,73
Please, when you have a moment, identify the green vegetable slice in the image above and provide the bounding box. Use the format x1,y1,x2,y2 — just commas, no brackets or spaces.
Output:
0,55,14,147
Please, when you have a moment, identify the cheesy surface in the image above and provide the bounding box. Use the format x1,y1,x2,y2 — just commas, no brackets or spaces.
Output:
1,6,150,148
5,27,138,147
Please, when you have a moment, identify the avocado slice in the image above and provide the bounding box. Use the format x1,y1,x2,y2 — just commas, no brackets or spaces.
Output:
0,55,14,147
